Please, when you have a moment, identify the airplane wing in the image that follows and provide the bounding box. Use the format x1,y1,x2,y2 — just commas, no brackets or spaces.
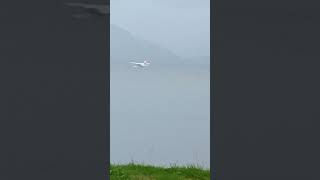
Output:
135,64,144,67
129,62,145,68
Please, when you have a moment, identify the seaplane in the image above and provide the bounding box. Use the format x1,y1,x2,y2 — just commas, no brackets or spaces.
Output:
129,60,151,68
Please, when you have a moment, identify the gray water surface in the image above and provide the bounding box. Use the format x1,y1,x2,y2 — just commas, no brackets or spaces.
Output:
110,64,210,168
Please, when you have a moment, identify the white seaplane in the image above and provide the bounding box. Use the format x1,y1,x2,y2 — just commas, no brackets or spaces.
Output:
129,60,151,68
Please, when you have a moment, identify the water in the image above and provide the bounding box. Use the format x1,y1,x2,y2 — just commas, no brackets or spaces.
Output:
110,63,210,168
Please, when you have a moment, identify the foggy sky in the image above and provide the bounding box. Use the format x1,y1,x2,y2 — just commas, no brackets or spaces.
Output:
110,0,210,167
111,0,210,58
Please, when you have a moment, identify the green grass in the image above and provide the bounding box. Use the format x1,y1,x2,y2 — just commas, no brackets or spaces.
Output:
110,163,210,180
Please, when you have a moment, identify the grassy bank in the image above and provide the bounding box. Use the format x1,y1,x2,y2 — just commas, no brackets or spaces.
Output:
110,163,210,180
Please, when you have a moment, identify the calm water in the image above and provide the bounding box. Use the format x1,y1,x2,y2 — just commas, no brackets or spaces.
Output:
110,63,210,168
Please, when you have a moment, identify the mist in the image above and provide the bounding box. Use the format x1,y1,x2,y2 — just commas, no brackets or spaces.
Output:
111,0,210,58
110,0,210,168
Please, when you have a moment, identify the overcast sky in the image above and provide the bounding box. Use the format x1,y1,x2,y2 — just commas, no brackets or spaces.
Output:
111,0,210,58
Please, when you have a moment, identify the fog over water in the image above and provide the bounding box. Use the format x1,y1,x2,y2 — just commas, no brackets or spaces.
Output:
111,0,210,58
110,0,210,168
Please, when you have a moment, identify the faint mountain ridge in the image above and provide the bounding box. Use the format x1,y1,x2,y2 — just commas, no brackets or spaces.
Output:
185,55,210,64
110,24,183,67
181,55,210,71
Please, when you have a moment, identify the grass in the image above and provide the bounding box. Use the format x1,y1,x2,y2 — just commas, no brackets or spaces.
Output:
110,163,210,180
